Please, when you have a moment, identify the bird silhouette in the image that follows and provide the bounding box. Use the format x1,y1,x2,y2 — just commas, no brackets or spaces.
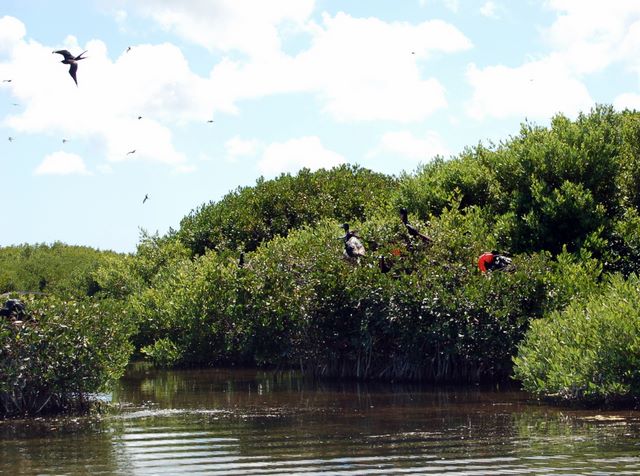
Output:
341,223,366,261
53,49,87,86
137,115,143,120
126,46,132,53
2,79,11,83
378,255,392,273
207,119,214,123
400,207,432,244
143,194,149,204
8,136,14,142
127,149,136,155
62,138,68,144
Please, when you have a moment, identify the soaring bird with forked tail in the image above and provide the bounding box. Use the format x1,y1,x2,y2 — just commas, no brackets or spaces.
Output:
53,49,87,86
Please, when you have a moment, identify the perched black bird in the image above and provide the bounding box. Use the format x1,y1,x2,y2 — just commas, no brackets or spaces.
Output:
142,194,149,204
400,207,432,244
238,252,245,268
341,223,365,261
378,255,392,273
53,49,87,86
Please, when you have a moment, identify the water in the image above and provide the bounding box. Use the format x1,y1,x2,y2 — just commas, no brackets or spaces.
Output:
1,365,640,475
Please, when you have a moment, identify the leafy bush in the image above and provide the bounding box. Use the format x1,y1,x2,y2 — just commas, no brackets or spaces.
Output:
513,273,640,404
177,164,396,255
0,296,134,416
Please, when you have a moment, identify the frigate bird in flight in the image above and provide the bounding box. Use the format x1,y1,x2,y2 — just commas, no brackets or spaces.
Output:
143,194,149,204
126,149,136,155
53,49,87,86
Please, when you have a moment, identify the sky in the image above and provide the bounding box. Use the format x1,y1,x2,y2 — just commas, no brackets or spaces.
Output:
1,0,640,253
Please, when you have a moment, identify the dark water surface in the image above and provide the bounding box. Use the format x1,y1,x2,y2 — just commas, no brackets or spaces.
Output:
2,365,640,475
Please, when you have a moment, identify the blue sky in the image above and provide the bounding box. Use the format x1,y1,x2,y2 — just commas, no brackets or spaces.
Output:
1,0,640,253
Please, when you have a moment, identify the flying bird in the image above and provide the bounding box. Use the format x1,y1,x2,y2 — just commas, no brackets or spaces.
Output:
143,194,149,204
137,115,143,120
2,79,11,83
126,149,136,155
53,49,87,86
126,46,132,53
62,138,68,144
8,136,14,142
207,119,214,123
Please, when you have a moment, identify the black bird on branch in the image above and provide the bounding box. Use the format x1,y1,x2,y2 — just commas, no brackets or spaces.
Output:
53,49,87,86
400,207,432,244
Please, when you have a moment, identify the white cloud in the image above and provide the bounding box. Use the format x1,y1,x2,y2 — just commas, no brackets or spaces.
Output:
125,0,315,57
480,1,498,18
225,135,260,162
35,151,90,175
0,16,25,56
614,92,640,111
365,130,449,175
257,136,344,177
127,9,472,123
465,57,593,120
544,0,640,74
0,20,210,170
295,13,472,122
371,130,450,160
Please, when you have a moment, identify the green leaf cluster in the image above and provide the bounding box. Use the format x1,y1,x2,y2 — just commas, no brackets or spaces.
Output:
0,296,134,416
513,273,640,404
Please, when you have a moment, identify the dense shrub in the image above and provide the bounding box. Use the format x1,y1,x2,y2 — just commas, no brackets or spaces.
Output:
177,164,396,255
513,273,640,405
0,296,134,416
0,242,120,297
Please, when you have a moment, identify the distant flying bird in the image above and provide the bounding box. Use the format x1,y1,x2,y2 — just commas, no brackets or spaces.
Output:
126,46,132,53
2,79,11,82
137,115,143,120
53,49,87,86
8,136,14,142
126,149,136,155
143,194,149,204
207,119,214,123
62,138,68,144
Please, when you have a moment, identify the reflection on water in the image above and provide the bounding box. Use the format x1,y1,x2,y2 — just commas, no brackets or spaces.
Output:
2,363,640,475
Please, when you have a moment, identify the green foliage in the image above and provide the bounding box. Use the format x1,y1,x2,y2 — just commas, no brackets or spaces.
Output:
0,296,134,416
0,242,121,297
177,164,396,255
8,105,640,403
513,274,640,404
